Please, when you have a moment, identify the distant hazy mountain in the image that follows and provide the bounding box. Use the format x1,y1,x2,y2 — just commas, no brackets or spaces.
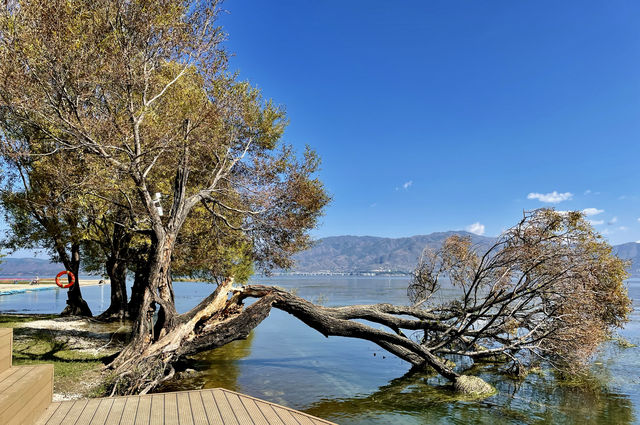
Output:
0,258,65,277
2,238,637,277
290,232,495,274
290,234,640,276
614,242,640,277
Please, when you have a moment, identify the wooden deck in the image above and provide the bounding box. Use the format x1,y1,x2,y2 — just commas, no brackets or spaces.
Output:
35,388,335,425
0,327,333,425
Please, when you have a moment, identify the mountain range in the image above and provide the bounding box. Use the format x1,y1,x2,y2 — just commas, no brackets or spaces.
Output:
1,233,638,277
289,233,640,277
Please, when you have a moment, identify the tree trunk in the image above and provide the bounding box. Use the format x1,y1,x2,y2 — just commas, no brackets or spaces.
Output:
141,235,178,340
97,256,128,321
114,234,179,374
60,244,92,317
97,218,132,321
105,283,460,396
129,258,148,319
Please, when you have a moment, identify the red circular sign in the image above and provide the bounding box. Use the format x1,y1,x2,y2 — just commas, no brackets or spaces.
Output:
55,271,76,288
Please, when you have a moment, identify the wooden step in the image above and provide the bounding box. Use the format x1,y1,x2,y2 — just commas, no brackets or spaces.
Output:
0,328,12,373
0,365,53,425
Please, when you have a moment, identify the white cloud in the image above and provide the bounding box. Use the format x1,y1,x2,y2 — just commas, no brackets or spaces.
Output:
584,189,592,195
637,217,640,223
588,220,604,226
402,180,413,190
527,191,573,203
608,216,618,225
619,226,628,231
582,208,604,216
466,222,485,236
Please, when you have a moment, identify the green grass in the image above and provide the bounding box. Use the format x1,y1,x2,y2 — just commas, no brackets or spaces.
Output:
0,314,109,396
0,314,57,326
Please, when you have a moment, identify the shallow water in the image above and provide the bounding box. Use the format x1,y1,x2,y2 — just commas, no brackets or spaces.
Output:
1,276,638,424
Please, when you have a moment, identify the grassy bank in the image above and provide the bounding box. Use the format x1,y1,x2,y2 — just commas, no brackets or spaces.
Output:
0,314,127,399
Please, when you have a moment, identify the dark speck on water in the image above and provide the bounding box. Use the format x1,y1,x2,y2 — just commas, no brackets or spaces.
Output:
1,276,639,424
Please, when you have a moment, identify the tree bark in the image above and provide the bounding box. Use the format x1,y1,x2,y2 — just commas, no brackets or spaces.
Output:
122,233,179,367
96,218,132,321
105,282,459,396
97,256,128,320
60,243,92,317
129,257,148,319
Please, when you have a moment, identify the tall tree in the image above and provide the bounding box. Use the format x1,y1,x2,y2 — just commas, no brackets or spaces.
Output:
0,143,93,316
0,0,329,391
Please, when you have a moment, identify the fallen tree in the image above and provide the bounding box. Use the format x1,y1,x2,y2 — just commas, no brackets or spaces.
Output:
0,1,630,397
106,210,631,395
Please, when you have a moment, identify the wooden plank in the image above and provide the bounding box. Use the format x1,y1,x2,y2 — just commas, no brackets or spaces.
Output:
0,365,52,423
134,395,151,425
104,397,127,425
50,400,90,425
149,394,164,425
253,401,287,425
219,389,335,425
223,391,259,425
237,398,269,425
289,412,316,425
188,391,210,425
8,379,54,425
118,396,140,425
0,349,11,374
0,367,21,388
33,388,333,425
89,398,115,425
200,390,225,424
39,400,74,425
0,329,12,373
229,391,269,425
0,365,31,394
72,398,102,425
34,402,62,425
164,392,179,424
270,406,302,425
176,392,195,425
210,389,240,425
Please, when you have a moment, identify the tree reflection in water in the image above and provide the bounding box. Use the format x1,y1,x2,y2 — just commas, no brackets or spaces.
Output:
303,365,636,425
159,332,255,393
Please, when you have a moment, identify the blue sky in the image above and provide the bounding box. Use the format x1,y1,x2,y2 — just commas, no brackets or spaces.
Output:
218,0,640,244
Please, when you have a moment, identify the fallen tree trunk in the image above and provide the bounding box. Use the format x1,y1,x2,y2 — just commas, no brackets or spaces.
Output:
103,212,631,397
105,283,461,395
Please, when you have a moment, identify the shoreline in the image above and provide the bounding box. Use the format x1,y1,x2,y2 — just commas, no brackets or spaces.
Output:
0,279,106,296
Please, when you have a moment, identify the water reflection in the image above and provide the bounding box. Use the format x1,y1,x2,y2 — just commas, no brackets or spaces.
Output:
161,332,256,393
0,276,638,424
303,364,636,425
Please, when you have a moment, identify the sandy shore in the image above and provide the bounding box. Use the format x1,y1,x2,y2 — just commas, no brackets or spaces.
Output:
0,279,106,294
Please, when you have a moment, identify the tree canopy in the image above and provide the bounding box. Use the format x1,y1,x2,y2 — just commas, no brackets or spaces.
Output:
0,0,330,392
0,0,329,284
407,209,632,374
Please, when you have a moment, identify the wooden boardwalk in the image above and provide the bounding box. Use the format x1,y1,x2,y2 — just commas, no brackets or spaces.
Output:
35,388,335,425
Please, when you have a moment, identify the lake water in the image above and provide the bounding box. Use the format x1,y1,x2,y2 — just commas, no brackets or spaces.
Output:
0,276,638,424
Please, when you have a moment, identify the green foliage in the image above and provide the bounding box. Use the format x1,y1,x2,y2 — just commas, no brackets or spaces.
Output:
408,209,632,374
0,0,329,287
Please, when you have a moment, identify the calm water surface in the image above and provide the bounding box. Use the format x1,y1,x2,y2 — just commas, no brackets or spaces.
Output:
0,276,638,424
